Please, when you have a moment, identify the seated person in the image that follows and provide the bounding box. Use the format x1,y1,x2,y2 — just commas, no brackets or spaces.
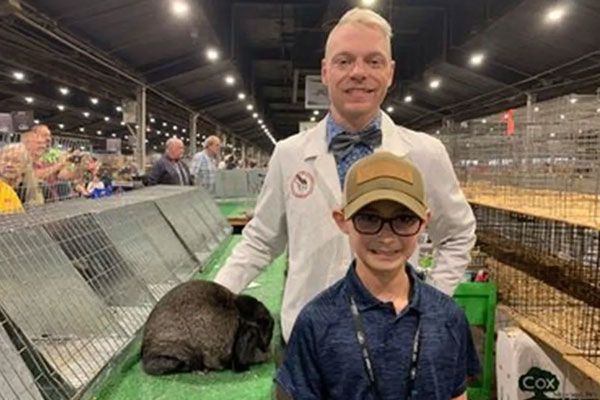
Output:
0,143,43,212
276,152,479,400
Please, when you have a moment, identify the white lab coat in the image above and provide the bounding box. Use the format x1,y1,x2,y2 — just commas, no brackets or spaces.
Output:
214,111,476,341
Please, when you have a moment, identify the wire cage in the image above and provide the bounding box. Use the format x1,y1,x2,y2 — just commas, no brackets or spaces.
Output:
0,186,227,399
440,94,600,368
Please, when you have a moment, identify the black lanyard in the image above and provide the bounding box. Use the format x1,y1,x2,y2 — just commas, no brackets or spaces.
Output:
349,296,421,400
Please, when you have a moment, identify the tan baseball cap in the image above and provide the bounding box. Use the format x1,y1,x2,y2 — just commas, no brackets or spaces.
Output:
342,152,427,220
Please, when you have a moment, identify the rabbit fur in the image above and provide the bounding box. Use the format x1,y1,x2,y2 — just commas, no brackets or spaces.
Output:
141,280,274,375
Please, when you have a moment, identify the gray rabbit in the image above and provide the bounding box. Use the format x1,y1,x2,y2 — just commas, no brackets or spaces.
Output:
141,280,274,375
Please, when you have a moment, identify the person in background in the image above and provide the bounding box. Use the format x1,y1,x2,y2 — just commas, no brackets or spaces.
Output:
146,137,191,186
190,135,221,191
21,125,67,182
0,143,43,212
214,7,476,344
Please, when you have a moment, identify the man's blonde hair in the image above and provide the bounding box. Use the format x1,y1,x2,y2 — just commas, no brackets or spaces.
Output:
325,7,393,58
204,135,220,148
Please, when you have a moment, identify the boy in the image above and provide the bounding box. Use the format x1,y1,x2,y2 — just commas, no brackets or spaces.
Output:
276,152,479,399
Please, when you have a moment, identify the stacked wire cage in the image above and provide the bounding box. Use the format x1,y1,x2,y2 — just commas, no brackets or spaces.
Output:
440,94,600,368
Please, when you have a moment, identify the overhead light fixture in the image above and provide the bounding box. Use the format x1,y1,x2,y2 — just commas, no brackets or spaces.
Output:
429,78,441,89
58,124,65,129
59,87,70,96
24,96,34,104
163,122,167,127
569,97,578,104
171,0,190,17
534,106,540,112
238,92,246,100
104,116,110,122
150,117,156,123
469,52,485,67
313,110,319,116
82,111,90,118
111,133,117,138
120,121,125,126
90,97,99,105
173,125,178,130
481,119,487,124
361,0,376,6
12,71,25,81
258,119,263,124
57,104,65,111
157,130,162,134
386,106,394,113
33,119,40,124
206,48,219,61
545,5,566,24
310,116,316,122
404,95,413,103
225,75,236,85
246,104,254,111
560,114,565,120
182,128,187,133
435,130,441,135
251,113,258,119
97,130,102,135
79,127,85,132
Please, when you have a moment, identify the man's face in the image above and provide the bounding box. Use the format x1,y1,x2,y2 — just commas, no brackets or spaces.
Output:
22,135,46,160
335,200,425,274
208,141,221,157
168,141,185,160
321,23,395,124
35,126,52,152
0,148,26,184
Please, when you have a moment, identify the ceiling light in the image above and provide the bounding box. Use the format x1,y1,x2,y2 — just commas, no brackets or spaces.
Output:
429,79,441,89
182,128,187,133
157,130,162,134
82,112,90,118
545,6,566,24
310,116,316,122
404,95,413,103
57,104,65,111
313,110,319,115
596,108,600,113
560,114,565,120
90,97,99,105
206,48,219,61
12,71,25,81
97,130,102,135
163,122,167,127
435,130,441,135
225,75,236,85
111,133,117,137
104,116,110,122
258,119,263,124
24,96,34,104
569,98,577,104
33,119,40,124
361,0,376,6
386,106,394,113
120,121,125,126
252,113,258,119
238,92,246,100
59,87,70,96
173,125,178,130
246,104,254,111
534,107,540,112
150,117,156,123
171,0,190,17
79,127,85,132
481,119,487,124
469,53,485,67
58,124,65,129
116,106,123,112
146,127,151,132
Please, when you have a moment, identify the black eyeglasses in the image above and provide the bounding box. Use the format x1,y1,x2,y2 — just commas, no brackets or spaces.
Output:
352,213,423,236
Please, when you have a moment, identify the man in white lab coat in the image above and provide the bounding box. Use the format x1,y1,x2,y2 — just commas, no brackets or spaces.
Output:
215,7,476,342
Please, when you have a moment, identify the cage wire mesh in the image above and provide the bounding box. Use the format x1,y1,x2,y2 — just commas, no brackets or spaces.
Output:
439,94,600,368
0,185,227,398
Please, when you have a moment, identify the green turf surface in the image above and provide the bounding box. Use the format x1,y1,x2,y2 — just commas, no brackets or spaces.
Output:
217,201,256,219
92,235,285,400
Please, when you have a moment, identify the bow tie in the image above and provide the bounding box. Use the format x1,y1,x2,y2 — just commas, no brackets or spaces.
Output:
328,126,382,159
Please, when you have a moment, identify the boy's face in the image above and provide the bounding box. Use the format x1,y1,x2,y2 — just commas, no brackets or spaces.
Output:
334,200,428,274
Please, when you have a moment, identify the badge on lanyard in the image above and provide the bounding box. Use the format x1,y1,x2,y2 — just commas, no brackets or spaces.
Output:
290,170,314,198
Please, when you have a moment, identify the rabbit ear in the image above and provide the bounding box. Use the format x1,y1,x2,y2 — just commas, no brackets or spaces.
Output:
232,319,259,372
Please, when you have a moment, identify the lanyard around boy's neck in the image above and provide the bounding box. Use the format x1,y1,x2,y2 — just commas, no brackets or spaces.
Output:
349,295,421,400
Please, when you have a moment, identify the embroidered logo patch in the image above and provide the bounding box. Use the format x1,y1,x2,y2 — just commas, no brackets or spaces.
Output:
290,170,314,198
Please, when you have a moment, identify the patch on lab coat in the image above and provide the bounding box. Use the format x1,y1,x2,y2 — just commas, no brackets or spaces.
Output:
290,170,314,198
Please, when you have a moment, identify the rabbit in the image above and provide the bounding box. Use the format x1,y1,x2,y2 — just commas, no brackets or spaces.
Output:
141,280,274,375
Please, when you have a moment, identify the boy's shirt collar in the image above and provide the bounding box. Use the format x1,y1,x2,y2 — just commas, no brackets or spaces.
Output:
345,260,423,313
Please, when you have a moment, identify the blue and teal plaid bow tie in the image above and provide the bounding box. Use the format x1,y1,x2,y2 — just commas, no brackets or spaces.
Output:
328,126,382,159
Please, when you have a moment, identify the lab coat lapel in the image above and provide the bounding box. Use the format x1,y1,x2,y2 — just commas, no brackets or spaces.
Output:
377,111,412,156
303,119,342,208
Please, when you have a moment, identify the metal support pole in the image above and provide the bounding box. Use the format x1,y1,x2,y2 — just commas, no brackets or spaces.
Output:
241,142,247,168
135,86,147,172
189,112,199,155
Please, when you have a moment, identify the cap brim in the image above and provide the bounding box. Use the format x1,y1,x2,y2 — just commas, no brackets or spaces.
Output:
343,189,427,220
